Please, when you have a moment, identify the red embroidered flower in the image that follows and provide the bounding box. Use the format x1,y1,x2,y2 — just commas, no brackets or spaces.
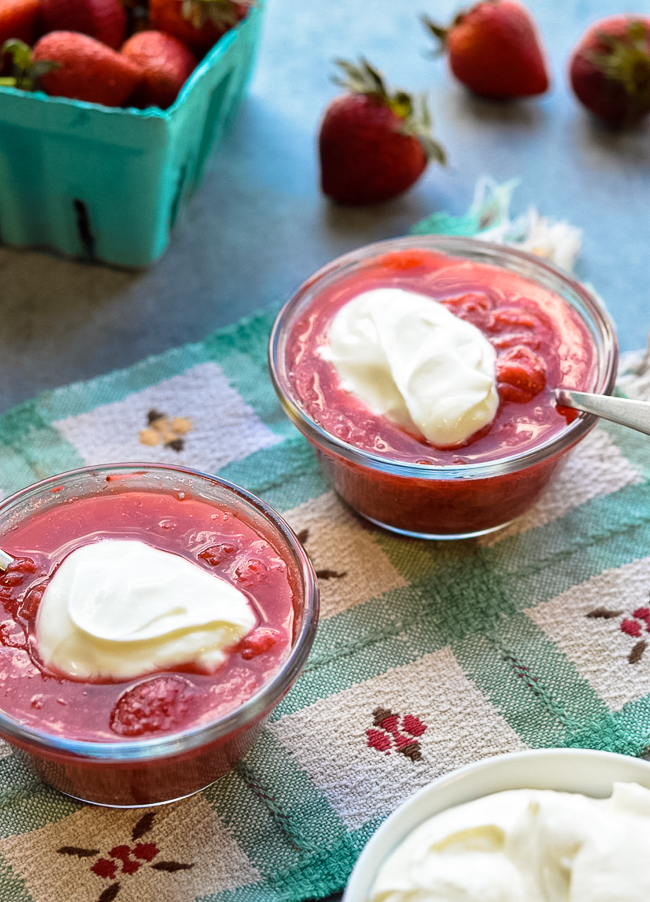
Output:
587,605,650,664
58,812,193,901
366,707,427,761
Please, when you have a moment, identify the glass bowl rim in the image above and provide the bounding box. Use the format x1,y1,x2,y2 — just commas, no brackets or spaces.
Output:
0,462,319,762
269,235,619,480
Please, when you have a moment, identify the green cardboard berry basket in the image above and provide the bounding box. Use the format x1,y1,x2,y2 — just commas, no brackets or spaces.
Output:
0,3,263,268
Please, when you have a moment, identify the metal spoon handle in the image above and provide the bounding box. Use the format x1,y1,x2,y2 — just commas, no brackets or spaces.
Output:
0,549,14,571
556,389,650,437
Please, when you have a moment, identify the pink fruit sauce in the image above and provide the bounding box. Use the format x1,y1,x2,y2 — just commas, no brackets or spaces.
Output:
0,471,315,806
0,491,294,741
287,248,597,463
272,242,615,538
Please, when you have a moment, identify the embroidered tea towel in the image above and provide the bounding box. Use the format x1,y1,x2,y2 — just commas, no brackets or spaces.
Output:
0,184,649,902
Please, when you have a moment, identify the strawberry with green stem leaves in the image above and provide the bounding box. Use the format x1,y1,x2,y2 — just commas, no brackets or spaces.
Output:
33,31,142,106
149,0,253,57
569,15,650,126
0,38,58,91
424,0,549,99
318,58,446,206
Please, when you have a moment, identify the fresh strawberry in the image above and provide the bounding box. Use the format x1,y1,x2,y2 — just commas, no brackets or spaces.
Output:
33,31,142,106
122,29,196,108
318,58,446,206
0,37,56,89
39,0,126,50
148,0,251,57
0,0,41,47
569,15,650,126
424,0,549,99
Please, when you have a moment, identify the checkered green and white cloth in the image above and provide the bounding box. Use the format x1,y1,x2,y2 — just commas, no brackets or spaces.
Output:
2,189,650,902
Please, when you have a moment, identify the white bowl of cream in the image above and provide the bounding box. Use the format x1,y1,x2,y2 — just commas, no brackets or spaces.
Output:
343,748,650,902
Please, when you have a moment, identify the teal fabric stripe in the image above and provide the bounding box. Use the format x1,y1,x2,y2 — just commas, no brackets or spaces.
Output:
204,883,284,902
209,817,385,902
0,757,80,838
263,469,329,516
492,483,650,592
37,342,212,421
0,404,84,496
273,583,449,720
453,611,609,748
414,543,516,641
564,704,650,757
205,311,277,409
0,857,33,902
372,532,445,583
217,437,328,512
219,344,293,438
0,443,53,499
454,631,569,748
266,830,361,901
487,612,608,726
205,767,305,878
202,310,276,368
208,730,351,876
608,696,650,755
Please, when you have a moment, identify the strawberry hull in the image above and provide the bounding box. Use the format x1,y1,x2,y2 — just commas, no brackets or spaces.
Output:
0,0,263,267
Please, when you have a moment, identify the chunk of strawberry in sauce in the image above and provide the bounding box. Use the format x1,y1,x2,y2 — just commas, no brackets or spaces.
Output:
238,628,280,660
198,543,239,567
496,345,547,403
110,676,196,736
442,292,496,331
0,558,38,608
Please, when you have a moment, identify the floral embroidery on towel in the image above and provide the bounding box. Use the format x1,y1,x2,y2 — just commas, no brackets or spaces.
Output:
587,606,650,664
57,811,193,901
366,707,427,761
138,409,192,451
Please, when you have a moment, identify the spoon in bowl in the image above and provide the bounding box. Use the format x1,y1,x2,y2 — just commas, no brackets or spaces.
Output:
0,549,14,571
556,389,650,437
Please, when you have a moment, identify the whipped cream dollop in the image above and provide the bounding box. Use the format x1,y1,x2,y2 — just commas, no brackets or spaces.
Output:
322,287,498,447
35,539,256,680
370,783,650,902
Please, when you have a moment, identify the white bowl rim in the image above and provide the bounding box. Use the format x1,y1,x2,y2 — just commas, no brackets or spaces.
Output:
343,748,650,901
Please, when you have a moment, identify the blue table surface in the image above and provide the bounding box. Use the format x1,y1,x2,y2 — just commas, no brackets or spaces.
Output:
0,0,648,413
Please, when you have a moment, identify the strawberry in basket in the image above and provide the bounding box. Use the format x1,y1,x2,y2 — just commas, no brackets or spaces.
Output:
39,0,127,50
123,30,197,108
0,0,41,47
149,0,253,57
33,31,142,105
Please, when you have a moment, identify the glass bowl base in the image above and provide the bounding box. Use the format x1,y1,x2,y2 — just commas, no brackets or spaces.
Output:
62,786,207,809
360,512,515,541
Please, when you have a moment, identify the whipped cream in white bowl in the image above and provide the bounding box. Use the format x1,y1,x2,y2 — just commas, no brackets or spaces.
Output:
343,749,650,902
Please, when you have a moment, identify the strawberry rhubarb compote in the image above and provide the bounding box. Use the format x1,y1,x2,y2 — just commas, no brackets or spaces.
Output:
0,465,318,806
270,237,617,538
